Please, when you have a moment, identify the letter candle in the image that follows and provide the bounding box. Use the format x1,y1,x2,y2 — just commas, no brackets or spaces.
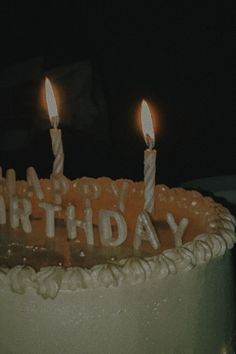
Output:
140,100,157,214
0,167,5,194
9,196,32,233
166,212,189,247
38,202,62,238
133,211,160,250
6,169,16,197
110,181,129,213
99,209,127,246
26,167,44,200
45,77,64,175
0,195,6,224
66,203,94,244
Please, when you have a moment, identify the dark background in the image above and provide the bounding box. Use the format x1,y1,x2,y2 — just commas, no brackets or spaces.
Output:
0,3,235,186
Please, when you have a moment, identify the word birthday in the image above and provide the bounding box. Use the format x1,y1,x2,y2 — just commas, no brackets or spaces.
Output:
0,167,189,250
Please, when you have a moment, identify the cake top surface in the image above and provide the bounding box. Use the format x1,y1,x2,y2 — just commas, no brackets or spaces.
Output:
0,175,235,298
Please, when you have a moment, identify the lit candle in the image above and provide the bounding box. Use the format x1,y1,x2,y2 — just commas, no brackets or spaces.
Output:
45,77,64,175
141,100,156,213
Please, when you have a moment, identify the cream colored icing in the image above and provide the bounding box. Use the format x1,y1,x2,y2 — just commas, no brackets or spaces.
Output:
0,254,235,354
0,207,235,299
0,182,235,354
0,183,235,299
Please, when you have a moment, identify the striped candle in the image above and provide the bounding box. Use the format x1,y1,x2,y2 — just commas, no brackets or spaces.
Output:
141,100,156,214
45,77,64,175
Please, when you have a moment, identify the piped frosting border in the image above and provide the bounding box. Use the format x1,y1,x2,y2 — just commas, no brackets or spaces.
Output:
0,195,235,299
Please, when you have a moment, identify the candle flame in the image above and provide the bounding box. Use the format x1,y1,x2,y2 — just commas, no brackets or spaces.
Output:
141,100,155,149
45,77,59,128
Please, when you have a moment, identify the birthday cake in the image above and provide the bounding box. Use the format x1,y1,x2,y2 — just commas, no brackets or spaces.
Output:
0,172,235,354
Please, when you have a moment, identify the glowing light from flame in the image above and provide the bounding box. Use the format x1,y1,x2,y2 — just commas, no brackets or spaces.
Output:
141,100,155,149
45,77,59,128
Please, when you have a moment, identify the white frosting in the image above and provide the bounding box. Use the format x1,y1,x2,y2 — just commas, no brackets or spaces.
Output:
149,254,177,278
0,254,235,354
163,246,196,272
0,183,235,353
35,266,63,299
8,265,35,294
0,206,234,300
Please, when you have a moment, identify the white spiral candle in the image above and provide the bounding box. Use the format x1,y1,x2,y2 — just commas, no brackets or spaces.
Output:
45,77,64,175
141,100,156,214
144,148,156,213
50,126,64,175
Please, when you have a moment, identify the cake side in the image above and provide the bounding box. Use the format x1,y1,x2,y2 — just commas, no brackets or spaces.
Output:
0,179,235,354
0,253,235,354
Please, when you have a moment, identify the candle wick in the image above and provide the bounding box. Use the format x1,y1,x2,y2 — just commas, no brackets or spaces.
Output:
51,115,59,129
146,134,154,150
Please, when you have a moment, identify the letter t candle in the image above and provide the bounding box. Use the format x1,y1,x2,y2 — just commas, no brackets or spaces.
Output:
45,77,64,175
141,100,156,214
